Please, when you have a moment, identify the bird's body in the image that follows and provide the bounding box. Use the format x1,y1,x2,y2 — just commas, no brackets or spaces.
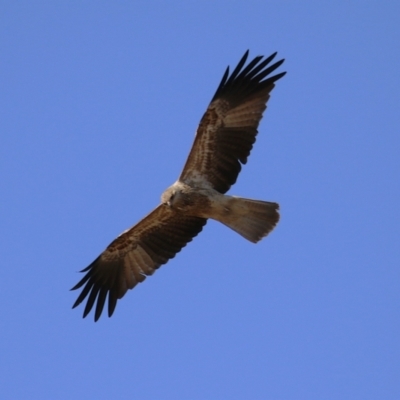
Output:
162,181,279,243
72,50,286,321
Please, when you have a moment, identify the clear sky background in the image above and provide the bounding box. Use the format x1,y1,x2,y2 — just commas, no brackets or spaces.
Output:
1,2,399,399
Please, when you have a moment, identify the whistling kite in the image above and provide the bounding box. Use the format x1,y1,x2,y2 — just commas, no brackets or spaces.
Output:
72,51,286,321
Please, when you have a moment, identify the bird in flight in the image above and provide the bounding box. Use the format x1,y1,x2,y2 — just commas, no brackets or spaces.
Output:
72,50,286,321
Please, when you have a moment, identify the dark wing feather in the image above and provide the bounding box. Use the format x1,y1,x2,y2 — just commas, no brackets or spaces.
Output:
180,51,286,193
71,205,206,321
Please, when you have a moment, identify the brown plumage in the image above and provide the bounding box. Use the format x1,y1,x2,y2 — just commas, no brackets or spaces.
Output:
71,50,286,321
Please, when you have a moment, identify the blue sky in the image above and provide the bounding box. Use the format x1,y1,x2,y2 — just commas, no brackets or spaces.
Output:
1,2,399,399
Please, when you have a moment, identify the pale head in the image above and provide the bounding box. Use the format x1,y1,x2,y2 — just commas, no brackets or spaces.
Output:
161,186,177,207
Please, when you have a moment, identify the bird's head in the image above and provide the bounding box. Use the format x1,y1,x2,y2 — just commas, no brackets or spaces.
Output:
161,182,190,209
161,186,179,208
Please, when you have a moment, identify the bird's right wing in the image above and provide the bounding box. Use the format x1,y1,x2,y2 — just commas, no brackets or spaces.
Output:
71,205,207,321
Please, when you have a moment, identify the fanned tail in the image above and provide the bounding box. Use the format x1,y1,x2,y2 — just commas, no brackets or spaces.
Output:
216,197,279,243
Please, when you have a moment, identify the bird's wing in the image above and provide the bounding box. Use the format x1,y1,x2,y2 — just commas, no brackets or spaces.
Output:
71,205,207,321
179,51,286,193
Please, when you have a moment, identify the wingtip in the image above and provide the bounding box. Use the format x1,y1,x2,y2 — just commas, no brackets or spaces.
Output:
270,51,278,58
82,308,91,319
71,300,80,309
70,283,79,291
271,71,287,82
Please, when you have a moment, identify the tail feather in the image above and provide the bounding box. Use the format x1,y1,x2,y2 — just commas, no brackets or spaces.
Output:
216,197,279,243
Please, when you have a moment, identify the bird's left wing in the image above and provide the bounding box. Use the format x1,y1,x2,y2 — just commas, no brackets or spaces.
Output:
71,205,206,321
179,51,286,193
